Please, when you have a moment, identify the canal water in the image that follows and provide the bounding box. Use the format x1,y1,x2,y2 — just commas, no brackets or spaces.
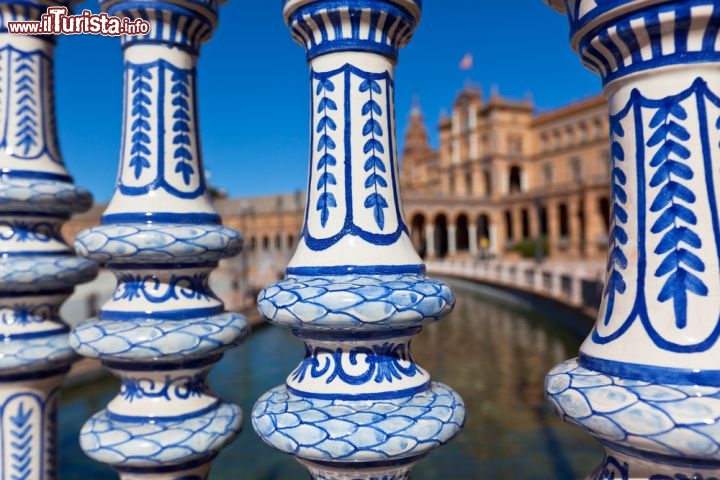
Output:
58,279,604,479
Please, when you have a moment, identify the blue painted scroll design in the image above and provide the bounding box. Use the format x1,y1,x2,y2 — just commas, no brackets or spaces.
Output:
0,220,62,242
593,455,629,480
591,78,720,353
112,273,215,304
121,372,206,402
290,342,418,386
303,64,408,251
0,45,59,163
120,59,205,199
314,76,338,228
1,303,58,326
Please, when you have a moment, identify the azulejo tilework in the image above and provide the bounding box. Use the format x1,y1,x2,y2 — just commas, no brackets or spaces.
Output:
545,0,720,476
252,1,463,479
69,0,247,477
0,0,98,477
257,274,454,330
253,383,464,463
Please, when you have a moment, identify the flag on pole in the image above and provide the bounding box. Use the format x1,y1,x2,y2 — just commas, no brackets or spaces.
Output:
459,53,473,71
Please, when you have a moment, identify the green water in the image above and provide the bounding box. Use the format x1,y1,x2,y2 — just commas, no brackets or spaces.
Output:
59,280,604,479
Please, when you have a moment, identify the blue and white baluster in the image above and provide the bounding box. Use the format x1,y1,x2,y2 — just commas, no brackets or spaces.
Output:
544,1,720,478
69,1,249,478
0,1,99,478
252,1,466,478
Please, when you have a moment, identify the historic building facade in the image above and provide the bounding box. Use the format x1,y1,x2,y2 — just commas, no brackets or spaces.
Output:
401,87,611,261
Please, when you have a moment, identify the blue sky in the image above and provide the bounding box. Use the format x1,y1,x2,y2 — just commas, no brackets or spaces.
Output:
54,1,599,202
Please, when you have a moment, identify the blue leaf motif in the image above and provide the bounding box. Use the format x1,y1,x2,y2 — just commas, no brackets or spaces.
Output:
314,76,338,228
359,75,390,230
128,64,153,179
647,97,706,329
603,112,629,325
171,67,195,185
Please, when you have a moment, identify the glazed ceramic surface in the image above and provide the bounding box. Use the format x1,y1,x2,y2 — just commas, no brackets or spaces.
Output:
68,0,248,478
0,1,98,479
251,1,465,479
544,1,720,478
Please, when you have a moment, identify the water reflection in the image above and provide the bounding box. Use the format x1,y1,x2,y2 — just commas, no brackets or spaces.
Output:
59,281,603,479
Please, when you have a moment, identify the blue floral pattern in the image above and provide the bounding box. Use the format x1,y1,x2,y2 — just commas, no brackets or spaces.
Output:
171,69,194,185
592,78,720,353
315,77,338,227
647,95,705,329
14,52,38,157
360,76,388,230
603,111,629,325
129,63,152,179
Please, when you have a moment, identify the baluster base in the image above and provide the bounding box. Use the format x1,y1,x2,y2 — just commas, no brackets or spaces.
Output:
252,382,465,466
548,358,720,479
79,403,242,475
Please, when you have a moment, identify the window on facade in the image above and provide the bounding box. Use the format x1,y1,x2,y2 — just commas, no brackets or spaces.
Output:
543,163,553,186
579,124,588,143
484,170,492,197
449,168,456,194
566,129,574,147
521,209,530,239
508,135,523,155
570,156,582,182
262,236,270,251
595,120,604,140
559,204,569,238
505,210,514,242
509,166,522,193
465,171,473,195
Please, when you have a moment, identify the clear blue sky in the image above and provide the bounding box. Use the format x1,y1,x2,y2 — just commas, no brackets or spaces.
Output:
54,1,599,202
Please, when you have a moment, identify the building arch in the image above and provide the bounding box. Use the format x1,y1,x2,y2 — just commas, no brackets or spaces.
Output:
433,213,449,259
410,213,427,258
456,213,470,252
509,165,523,193
475,212,492,254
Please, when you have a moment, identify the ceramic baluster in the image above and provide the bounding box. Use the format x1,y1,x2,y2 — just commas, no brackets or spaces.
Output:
69,0,249,478
544,1,720,478
252,1,466,478
0,1,99,478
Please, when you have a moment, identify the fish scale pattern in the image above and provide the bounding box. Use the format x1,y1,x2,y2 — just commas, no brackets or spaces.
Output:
79,403,242,467
0,334,74,372
258,274,454,329
75,223,242,264
0,179,92,212
252,382,465,462
0,257,98,291
71,312,249,361
546,358,720,461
